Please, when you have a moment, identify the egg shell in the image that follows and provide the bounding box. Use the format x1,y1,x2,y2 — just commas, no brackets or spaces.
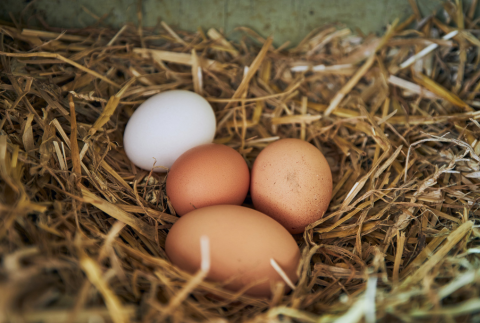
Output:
251,138,332,234
165,205,300,298
123,90,216,171
166,144,250,215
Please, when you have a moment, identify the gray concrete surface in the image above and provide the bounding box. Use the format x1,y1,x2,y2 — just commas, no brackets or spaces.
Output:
0,0,470,46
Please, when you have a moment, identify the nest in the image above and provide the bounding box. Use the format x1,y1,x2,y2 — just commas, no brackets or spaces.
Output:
1,1,480,322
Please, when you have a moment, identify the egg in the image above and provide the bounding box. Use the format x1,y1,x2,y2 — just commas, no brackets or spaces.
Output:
251,138,332,234
165,205,300,297
166,144,250,215
123,90,216,171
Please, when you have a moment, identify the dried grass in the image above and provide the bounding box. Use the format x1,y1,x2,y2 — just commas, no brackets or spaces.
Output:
1,1,480,322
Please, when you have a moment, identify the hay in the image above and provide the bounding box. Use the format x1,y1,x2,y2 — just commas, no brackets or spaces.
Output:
0,1,480,322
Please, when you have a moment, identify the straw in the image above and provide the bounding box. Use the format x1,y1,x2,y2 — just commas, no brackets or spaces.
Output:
0,1,479,321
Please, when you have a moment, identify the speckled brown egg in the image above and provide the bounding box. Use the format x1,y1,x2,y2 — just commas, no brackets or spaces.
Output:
165,205,301,298
166,144,250,215
250,138,332,234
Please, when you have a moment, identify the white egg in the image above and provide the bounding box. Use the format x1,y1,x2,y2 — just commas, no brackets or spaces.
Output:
123,90,216,171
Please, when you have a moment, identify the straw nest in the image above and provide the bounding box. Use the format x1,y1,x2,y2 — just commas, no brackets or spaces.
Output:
1,1,480,322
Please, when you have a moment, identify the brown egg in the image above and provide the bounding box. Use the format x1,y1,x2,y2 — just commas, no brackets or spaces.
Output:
165,205,300,298
251,138,332,234
166,144,250,215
